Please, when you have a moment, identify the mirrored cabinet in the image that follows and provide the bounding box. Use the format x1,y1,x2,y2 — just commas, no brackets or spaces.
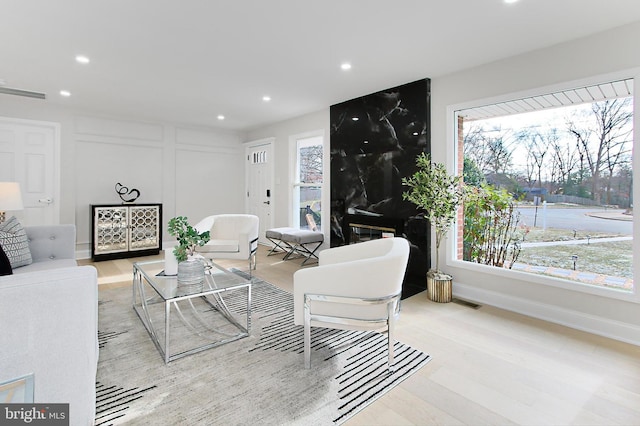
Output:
91,203,162,261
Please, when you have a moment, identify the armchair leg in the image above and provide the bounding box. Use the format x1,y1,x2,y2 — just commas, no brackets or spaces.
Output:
304,296,311,369
248,250,257,278
387,301,396,372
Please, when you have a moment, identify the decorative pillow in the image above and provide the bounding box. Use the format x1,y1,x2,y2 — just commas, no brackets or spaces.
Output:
0,216,32,269
0,243,12,275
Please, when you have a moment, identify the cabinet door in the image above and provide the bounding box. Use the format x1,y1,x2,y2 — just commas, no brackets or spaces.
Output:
129,205,161,251
94,206,129,255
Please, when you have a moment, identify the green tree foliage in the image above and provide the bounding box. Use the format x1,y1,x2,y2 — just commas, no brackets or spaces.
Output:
463,184,525,268
463,156,486,187
402,153,464,274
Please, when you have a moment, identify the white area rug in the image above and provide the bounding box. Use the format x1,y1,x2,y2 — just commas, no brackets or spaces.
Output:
95,274,431,425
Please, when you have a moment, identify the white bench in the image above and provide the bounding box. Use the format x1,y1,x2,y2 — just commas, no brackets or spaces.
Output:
266,227,324,265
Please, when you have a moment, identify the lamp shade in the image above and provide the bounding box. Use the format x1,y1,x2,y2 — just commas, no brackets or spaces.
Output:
0,182,24,211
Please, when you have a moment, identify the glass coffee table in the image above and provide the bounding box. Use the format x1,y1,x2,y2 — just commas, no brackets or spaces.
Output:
132,260,251,363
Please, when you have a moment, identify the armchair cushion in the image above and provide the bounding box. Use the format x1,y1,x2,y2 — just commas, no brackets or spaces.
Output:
203,239,240,253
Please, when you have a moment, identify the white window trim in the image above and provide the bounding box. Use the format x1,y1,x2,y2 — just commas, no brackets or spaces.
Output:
446,68,640,304
288,129,325,231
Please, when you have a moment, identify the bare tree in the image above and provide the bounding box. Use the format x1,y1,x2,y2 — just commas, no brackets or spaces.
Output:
520,128,556,191
549,127,579,193
568,98,633,204
299,145,323,183
604,144,632,205
464,123,490,173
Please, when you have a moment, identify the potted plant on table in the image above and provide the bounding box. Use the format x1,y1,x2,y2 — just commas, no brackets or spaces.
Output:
167,216,210,286
402,153,465,302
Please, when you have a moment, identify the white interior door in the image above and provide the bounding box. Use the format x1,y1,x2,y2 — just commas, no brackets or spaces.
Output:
0,117,59,225
245,139,274,245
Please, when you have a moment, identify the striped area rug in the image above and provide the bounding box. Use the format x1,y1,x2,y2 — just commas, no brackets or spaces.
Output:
95,274,431,425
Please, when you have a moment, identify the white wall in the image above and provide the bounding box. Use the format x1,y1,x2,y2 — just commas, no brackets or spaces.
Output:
246,22,640,345
0,98,246,256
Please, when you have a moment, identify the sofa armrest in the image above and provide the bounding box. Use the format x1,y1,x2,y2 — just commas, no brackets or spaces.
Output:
25,225,76,262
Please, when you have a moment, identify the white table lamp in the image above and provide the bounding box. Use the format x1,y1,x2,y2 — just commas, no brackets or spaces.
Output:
0,182,24,223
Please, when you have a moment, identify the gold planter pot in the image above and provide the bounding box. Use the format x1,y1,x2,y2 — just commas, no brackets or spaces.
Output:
427,275,452,303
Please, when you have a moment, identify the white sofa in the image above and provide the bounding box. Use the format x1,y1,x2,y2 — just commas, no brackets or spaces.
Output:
0,224,98,426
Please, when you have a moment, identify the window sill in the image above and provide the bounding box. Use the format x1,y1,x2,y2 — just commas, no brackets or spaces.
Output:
447,259,638,303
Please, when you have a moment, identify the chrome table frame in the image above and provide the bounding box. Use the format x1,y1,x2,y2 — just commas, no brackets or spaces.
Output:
132,260,251,363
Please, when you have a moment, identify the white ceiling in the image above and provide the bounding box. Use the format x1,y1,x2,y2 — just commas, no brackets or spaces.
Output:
2,1,640,131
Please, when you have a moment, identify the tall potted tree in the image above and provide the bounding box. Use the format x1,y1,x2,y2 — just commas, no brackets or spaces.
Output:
402,153,465,302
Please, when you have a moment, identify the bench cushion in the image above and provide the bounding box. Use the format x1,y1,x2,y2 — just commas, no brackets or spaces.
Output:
266,227,297,240
281,230,324,244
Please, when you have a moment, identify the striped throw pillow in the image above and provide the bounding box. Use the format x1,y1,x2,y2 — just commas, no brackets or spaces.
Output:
0,216,32,268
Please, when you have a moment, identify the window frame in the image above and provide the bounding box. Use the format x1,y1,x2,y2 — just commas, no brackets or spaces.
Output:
288,130,325,231
445,69,640,303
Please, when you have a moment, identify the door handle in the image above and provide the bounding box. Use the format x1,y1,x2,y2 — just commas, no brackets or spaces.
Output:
38,197,53,205
263,201,270,205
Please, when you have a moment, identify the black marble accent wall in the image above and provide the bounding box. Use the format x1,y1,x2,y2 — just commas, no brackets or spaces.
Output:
330,79,431,296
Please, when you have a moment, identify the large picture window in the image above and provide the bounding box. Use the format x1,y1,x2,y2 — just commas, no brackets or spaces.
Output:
456,78,634,293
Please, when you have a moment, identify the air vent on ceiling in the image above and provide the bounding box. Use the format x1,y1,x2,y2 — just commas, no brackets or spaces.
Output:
0,87,46,99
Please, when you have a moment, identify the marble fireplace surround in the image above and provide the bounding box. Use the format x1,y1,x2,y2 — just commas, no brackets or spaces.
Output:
330,78,431,296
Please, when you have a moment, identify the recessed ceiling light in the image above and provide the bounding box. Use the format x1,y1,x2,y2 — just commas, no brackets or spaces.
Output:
217,115,225,120
75,55,90,64
262,96,271,102
341,63,352,71
59,90,71,97
504,0,519,3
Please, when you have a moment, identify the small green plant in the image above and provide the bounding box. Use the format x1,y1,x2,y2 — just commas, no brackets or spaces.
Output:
402,153,465,276
167,216,210,262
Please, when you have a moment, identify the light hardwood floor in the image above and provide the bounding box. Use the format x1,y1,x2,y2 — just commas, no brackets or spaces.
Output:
80,247,640,425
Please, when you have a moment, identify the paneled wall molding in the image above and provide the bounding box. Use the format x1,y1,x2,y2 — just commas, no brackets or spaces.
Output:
453,281,640,346
175,144,240,155
74,115,164,141
75,135,165,148
175,126,242,147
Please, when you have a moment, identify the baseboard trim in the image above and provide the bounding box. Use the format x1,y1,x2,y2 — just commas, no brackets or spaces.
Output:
76,249,91,260
453,282,640,347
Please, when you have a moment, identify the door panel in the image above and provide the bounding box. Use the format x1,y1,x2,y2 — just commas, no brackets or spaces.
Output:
0,118,58,225
246,141,273,245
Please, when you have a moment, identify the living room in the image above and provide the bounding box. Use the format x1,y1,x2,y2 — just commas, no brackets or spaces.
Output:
1,1,640,425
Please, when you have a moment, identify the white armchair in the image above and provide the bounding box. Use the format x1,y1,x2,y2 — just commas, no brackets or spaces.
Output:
195,214,259,274
293,237,410,369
